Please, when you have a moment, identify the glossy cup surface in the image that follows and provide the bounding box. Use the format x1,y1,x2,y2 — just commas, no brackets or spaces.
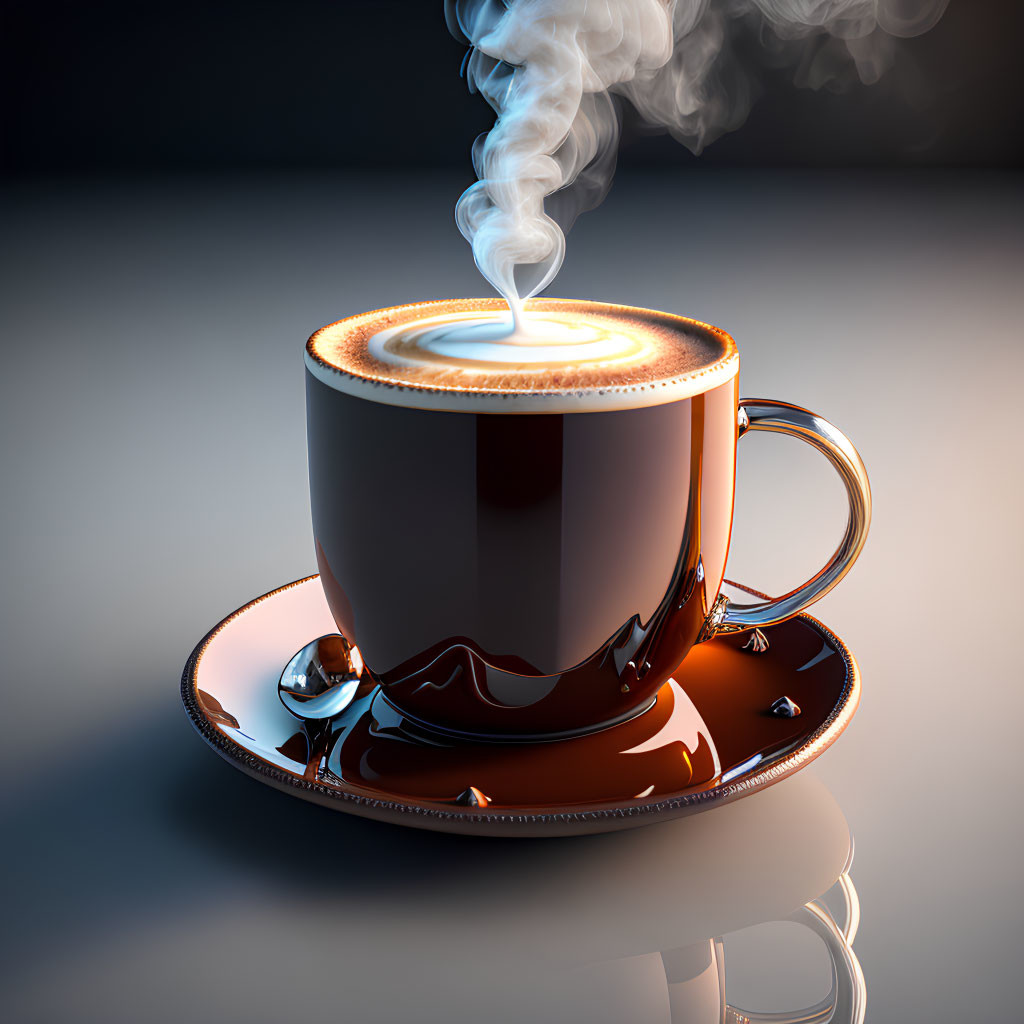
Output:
306,299,740,737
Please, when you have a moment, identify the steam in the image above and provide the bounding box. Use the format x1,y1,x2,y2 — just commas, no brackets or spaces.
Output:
448,0,948,317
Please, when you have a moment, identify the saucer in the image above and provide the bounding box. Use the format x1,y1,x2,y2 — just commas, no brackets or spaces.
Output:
181,576,859,836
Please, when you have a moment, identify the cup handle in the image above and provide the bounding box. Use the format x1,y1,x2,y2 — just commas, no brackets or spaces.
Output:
700,399,872,641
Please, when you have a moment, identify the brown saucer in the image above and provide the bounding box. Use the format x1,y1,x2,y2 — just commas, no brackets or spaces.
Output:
181,576,859,836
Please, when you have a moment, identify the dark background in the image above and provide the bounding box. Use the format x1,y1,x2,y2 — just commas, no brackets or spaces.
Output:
3,0,1021,178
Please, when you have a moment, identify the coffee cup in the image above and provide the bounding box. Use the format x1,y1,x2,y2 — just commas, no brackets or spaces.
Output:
305,297,870,738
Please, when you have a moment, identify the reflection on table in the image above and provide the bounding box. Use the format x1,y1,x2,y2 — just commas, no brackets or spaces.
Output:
305,772,864,1022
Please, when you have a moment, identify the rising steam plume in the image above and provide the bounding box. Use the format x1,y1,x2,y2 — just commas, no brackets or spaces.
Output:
447,0,948,317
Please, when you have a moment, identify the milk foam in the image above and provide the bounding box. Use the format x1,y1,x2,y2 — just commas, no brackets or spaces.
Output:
367,310,657,376
305,299,739,414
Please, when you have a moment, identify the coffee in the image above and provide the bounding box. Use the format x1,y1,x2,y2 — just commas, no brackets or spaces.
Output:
307,297,737,412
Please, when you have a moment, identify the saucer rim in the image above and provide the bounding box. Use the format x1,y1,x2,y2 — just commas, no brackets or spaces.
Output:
181,575,859,834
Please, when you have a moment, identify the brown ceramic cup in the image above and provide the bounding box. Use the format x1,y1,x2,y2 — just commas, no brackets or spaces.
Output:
305,298,870,739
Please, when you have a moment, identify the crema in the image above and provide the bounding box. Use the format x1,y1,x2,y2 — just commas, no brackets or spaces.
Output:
307,298,738,413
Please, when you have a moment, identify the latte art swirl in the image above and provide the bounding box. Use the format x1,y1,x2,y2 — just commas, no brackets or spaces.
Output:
306,298,738,412
368,311,658,375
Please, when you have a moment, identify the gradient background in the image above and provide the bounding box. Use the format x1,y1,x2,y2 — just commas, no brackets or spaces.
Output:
2,2,1022,1021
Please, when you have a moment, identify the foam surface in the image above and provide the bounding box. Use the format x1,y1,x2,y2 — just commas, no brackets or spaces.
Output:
307,299,737,411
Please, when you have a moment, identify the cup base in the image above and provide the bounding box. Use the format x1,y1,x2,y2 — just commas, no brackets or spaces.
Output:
375,688,659,745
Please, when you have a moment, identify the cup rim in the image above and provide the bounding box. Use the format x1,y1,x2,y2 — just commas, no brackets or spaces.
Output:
305,297,739,414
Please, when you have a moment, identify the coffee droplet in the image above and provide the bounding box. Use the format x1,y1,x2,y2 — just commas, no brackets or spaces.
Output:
742,628,769,653
454,786,491,808
769,696,801,718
